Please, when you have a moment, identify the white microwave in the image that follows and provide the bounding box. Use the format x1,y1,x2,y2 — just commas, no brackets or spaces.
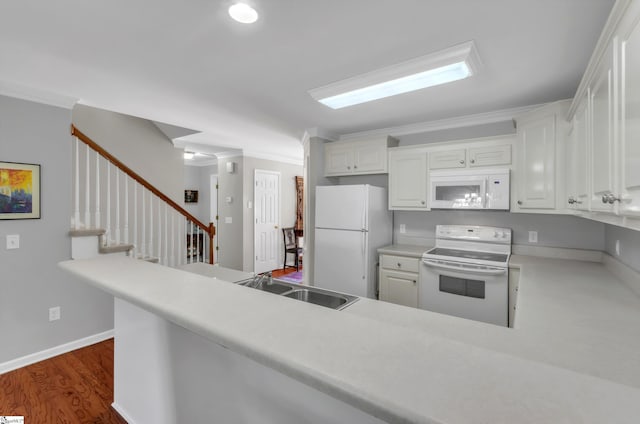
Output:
429,168,510,210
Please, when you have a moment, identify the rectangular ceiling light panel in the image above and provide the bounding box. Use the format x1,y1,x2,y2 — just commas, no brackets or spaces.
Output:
309,41,481,109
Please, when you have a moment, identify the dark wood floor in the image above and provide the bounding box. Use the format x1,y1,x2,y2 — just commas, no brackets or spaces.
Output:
271,265,303,278
0,339,127,424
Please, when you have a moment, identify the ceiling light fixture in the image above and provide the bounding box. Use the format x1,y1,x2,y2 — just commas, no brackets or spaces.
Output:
228,3,258,24
308,41,481,109
184,152,194,160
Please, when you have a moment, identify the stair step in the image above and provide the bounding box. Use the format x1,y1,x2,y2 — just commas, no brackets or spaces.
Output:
99,244,134,254
140,256,160,263
69,228,106,237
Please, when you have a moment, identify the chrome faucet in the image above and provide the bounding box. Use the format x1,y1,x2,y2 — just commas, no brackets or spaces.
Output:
248,271,272,288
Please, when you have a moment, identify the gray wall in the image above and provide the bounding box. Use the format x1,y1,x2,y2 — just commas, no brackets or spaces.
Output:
217,156,244,270
73,104,184,204
0,95,113,364
242,157,303,273
604,224,640,272
184,164,218,226
394,211,605,250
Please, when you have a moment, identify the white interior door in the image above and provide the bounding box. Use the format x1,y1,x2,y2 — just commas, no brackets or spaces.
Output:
254,170,280,274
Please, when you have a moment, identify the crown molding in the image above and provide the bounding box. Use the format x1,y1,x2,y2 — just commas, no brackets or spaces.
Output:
567,0,633,119
0,80,78,110
243,151,303,166
338,104,542,141
305,127,339,142
184,159,218,167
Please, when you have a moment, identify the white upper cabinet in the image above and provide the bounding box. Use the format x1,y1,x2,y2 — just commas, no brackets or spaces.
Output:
388,148,428,210
513,102,569,211
590,42,617,213
324,136,398,177
468,144,512,167
429,148,466,169
566,94,590,211
618,11,640,216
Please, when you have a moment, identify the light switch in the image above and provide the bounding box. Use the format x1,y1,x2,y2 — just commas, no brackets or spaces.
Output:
225,217,233,224
6,234,20,250
528,231,538,243
399,224,406,234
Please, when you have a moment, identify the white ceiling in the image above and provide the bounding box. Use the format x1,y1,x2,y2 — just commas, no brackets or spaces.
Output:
0,1,615,162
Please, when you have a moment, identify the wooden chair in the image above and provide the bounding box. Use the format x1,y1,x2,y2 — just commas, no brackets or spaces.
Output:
282,227,303,271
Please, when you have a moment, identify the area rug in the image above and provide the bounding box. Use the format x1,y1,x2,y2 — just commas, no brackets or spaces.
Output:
277,271,303,284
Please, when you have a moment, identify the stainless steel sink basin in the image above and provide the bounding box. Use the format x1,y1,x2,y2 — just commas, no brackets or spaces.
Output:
283,288,358,310
237,277,358,310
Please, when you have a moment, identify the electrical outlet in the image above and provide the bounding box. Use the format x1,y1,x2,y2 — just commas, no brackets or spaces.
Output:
49,306,61,322
399,224,406,234
6,234,20,250
615,239,621,256
225,217,232,224
528,231,538,243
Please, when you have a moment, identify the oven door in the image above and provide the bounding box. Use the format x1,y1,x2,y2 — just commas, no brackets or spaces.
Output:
430,176,487,209
419,258,508,326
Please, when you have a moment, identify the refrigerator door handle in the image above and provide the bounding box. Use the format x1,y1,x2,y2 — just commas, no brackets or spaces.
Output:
361,231,366,279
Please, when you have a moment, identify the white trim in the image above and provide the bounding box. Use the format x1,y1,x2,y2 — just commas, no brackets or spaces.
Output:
0,80,78,109
183,158,219,167
0,329,114,374
305,127,339,142
338,104,542,141
243,151,303,166
112,402,139,424
567,0,633,119
254,169,282,273
602,253,640,297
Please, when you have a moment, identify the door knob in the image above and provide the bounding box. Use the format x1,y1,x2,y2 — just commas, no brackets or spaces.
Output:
459,160,465,164
274,225,279,229
517,200,523,206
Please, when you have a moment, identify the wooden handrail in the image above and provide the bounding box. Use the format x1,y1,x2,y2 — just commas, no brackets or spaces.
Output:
71,124,216,263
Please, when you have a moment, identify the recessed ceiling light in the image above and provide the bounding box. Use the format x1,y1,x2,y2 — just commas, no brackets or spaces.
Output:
184,152,194,160
228,3,258,24
308,41,481,109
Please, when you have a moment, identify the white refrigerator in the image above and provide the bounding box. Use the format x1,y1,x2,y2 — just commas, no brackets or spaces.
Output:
314,185,392,298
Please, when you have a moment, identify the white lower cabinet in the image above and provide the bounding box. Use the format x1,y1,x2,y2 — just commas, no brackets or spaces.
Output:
379,254,419,308
508,268,520,328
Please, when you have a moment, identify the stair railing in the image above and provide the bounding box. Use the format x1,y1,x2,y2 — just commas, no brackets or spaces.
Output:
70,125,215,266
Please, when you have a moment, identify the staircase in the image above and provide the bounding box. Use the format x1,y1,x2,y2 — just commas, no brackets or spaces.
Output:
69,125,215,267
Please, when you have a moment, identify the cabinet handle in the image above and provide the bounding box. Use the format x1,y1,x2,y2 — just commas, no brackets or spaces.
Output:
421,200,426,205
459,160,465,164
412,280,417,284
470,159,475,164
517,200,523,206
354,165,358,169
347,166,351,170
602,194,608,204
397,262,402,268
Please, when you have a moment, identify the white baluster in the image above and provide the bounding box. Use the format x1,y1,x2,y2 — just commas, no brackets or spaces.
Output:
171,211,175,267
95,151,101,229
149,194,153,259
189,221,194,264
84,143,91,228
133,182,137,259
141,188,146,259
105,161,111,246
115,169,120,245
164,203,168,265
124,177,129,245
195,223,200,263
74,137,80,229
157,198,162,263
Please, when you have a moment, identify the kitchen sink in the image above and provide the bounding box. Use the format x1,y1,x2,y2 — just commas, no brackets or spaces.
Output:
237,277,358,310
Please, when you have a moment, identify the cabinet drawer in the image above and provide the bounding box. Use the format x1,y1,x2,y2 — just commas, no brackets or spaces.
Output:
381,255,420,273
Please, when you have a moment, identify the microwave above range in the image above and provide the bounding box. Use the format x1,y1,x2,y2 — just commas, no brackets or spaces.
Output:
429,168,510,210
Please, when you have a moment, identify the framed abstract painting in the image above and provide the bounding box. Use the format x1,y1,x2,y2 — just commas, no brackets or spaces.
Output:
0,161,41,220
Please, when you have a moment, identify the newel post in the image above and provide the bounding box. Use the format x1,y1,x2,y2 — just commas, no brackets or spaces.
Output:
208,222,216,265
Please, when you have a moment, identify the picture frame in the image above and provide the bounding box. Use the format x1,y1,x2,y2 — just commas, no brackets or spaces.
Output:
0,161,41,220
184,189,199,203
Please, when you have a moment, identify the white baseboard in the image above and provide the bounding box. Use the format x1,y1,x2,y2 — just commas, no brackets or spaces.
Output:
0,329,114,374
112,402,138,424
603,253,640,297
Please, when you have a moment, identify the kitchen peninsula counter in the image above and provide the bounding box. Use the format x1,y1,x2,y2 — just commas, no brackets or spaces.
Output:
60,256,640,423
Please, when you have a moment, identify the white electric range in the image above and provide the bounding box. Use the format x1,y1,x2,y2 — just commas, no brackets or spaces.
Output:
420,225,511,326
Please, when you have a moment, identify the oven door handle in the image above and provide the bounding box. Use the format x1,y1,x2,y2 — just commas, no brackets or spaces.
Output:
422,259,507,276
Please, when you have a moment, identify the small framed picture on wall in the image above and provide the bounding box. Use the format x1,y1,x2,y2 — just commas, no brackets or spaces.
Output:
0,161,41,220
185,190,199,203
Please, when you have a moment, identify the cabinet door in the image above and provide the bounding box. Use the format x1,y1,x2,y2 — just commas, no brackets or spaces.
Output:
429,149,466,169
574,96,591,210
324,144,353,176
379,268,418,308
388,150,428,210
619,19,640,216
353,142,386,174
590,44,617,213
508,269,520,328
516,114,556,209
468,145,511,167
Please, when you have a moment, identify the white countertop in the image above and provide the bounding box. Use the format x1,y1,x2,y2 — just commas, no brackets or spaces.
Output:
377,244,430,258
176,262,253,282
59,256,640,423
